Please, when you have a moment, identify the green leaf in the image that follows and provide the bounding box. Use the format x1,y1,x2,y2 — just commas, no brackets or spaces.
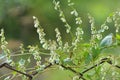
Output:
85,47,101,64
116,34,120,45
116,34,120,40
91,47,101,60
85,51,92,64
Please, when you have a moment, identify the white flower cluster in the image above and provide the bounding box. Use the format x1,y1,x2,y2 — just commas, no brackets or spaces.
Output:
63,42,70,53
71,9,78,17
28,45,46,71
33,16,46,47
88,14,96,35
0,29,14,65
72,27,84,50
67,0,83,50
53,0,71,33
0,29,9,53
113,11,120,33
88,14,98,48
88,13,112,48
46,40,60,64
33,16,60,64
19,44,25,54
101,11,120,34
68,0,74,6
55,28,63,49
75,17,82,25
28,45,41,64
69,1,82,25
49,50,60,64
53,0,60,10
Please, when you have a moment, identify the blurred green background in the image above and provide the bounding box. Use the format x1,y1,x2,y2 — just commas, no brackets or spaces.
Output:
0,0,120,80
0,0,120,46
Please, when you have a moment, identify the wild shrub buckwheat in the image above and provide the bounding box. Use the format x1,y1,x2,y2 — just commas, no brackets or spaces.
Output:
71,9,78,17
63,42,70,52
113,11,120,33
55,28,63,49
49,50,60,64
33,16,46,46
65,24,71,33
42,41,49,50
33,16,39,28
68,0,82,25
19,44,25,54
75,17,82,24
0,0,120,80
68,0,74,6
53,0,71,33
100,24,109,32
0,29,14,65
28,45,43,71
33,15,60,64
88,14,96,35
28,46,41,61
106,16,112,23
72,27,83,50
96,34,102,40
48,40,57,51
88,14,98,48
53,0,60,10
44,40,60,64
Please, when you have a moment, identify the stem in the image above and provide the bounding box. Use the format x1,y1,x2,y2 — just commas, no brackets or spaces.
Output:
60,64,86,80
81,58,108,74
11,52,50,57
0,63,32,80
32,63,52,76
78,58,109,79
81,61,105,74
107,60,120,69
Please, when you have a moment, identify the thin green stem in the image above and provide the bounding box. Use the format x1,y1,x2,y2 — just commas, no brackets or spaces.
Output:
11,52,50,57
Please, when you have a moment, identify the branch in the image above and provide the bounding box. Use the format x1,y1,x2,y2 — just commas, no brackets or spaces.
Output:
31,63,52,76
31,57,120,80
31,61,86,80
0,63,32,80
107,60,120,69
78,58,108,79
60,64,86,80
82,58,108,74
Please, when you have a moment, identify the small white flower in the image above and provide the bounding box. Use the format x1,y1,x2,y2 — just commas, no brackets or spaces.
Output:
61,17,66,22
33,16,39,28
70,9,78,17
75,17,82,24
53,0,60,10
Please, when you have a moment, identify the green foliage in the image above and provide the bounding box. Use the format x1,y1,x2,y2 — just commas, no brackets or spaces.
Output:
0,0,120,80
